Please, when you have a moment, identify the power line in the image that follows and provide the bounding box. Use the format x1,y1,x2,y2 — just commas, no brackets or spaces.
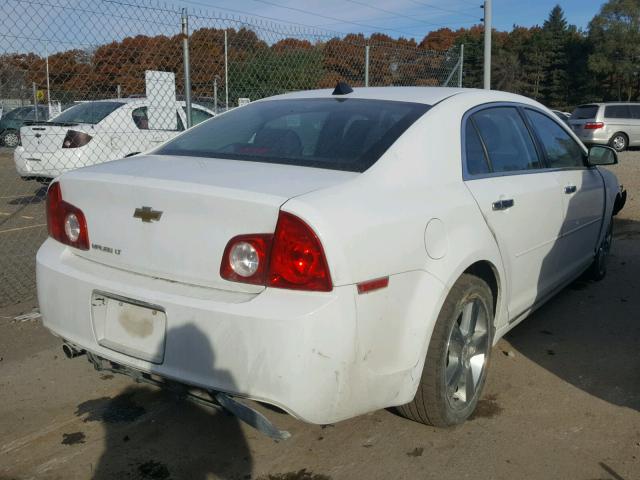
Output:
406,0,482,20
250,0,444,37
344,0,479,28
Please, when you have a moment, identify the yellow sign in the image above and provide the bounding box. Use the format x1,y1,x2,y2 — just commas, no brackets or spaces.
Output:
36,89,46,101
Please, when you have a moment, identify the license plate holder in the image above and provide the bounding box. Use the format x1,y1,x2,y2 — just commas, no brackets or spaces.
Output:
91,292,166,363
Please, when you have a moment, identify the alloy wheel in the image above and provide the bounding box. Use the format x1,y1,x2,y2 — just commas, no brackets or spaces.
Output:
445,297,490,410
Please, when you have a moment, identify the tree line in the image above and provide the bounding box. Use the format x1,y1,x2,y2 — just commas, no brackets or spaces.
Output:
0,0,638,110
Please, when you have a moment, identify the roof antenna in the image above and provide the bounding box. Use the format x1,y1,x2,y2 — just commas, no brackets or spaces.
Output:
332,81,353,95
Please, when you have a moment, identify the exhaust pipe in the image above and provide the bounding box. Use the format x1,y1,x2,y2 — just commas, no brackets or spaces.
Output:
62,342,85,359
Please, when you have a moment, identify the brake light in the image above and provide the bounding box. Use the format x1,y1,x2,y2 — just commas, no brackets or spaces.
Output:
46,182,90,250
220,211,332,292
584,122,604,130
62,130,92,148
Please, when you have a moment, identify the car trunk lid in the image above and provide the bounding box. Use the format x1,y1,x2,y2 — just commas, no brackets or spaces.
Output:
20,123,91,153
58,154,357,292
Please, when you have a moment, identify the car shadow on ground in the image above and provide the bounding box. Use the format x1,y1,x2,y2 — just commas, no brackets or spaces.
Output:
506,217,640,413
7,184,48,205
85,324,254,480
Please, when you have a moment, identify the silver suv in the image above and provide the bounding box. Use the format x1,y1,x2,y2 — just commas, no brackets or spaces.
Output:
569,103,640,152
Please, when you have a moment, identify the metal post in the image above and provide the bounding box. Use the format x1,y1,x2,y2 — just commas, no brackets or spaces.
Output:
458,44,464,88
364,45,370,87
224,30,229,110
32,82,38,121
483,0,492,90
45,43,51,105
213,76,218,114
181,8,193,128
117,84,121,99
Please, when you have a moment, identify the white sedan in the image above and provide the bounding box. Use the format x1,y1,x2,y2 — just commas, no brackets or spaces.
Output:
15,98,214,181
37,86,625,429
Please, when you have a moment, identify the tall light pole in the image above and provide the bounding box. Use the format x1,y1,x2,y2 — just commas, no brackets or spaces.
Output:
483,0,492,90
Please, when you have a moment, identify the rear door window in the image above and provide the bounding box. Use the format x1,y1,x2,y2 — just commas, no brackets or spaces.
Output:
572,105,599,119
525,109,584,168
182,107,214,126
464,121,491,175
628,105,640,119
471,107,542,173
132,107,183,131
604,105,631,119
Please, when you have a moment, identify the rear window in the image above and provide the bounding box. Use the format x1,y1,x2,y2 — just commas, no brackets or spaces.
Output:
604,105,631,119
571,105,599,119
52,101,123,125
156,98,430,172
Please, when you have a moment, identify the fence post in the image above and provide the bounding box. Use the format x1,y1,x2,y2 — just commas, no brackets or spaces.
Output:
483,0,492,89
458,44,464,88
32,82,38,121
365,45,370,87
224,30,229,110
213,76,218,114
117,84,121,99
181,8,193,128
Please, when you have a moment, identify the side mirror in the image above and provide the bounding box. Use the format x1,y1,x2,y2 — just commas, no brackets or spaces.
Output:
587,145,618,166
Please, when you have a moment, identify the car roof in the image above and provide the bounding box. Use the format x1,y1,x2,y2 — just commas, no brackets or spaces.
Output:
265,86,468,105
262,86,547,109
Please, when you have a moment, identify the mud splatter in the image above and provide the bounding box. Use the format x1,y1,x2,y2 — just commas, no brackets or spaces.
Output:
61,431,86,445
137,460,170,480
406,447,424,457
100,374,114,380
75,393,146,423
256,470,331,480
470,394,503,420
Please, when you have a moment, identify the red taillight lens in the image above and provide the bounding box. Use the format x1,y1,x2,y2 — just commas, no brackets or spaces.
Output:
584,122,604,130
267,212,332,292
220,234,272,285
46,182,90,250
220,211,332,292
62,130,92,148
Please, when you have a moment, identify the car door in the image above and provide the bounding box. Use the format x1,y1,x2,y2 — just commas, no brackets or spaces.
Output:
523,108,605,276
131,106,183,152
463,105,567,320
629,105,640,146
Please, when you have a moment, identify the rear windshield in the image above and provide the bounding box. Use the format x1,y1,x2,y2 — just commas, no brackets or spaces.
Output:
156,98,430,172
571,105,599,119
52,101,123,125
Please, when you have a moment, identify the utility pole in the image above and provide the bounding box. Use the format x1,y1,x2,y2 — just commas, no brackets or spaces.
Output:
224,30,229,111
181,8,193,128
482,0,492,90
364,45,370,87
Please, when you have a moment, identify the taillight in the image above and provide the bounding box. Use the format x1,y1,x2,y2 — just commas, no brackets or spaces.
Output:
46,182,90,250
220,211,332,292
220,234,272,285
62,130,92,148
584,122,604,130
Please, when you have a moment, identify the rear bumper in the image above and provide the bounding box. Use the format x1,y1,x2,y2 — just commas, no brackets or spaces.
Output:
574,129,610,146
14,145,90,178
37,239,446,424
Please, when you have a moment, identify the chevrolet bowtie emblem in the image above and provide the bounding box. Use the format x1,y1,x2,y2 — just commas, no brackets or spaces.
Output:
133,206,163,223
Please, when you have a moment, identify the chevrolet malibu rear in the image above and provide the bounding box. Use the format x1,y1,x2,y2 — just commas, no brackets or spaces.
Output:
41,87,569,427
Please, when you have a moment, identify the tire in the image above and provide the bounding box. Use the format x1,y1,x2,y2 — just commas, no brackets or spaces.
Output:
590,216,613,281
609,132,627,152
397,274,494,427
1,130,20,148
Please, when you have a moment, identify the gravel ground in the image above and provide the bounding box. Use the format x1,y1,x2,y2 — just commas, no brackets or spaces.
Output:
0,151,639,480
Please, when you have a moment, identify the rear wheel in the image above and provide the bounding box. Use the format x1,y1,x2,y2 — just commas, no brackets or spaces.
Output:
397,274,494,427
590,216,613,281
609,132,627,152
1,130,19,148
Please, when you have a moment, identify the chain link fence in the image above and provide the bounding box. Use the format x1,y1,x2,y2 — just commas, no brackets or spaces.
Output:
0,0,463,307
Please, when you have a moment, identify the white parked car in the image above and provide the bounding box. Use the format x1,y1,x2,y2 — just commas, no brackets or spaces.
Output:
37,86,625,430
15,98,214,181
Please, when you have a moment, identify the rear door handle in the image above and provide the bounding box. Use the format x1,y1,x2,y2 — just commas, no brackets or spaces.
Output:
564,185,577,194
492,199,514,211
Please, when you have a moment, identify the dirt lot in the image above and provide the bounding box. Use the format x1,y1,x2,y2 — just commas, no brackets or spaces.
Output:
0,151,639,480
